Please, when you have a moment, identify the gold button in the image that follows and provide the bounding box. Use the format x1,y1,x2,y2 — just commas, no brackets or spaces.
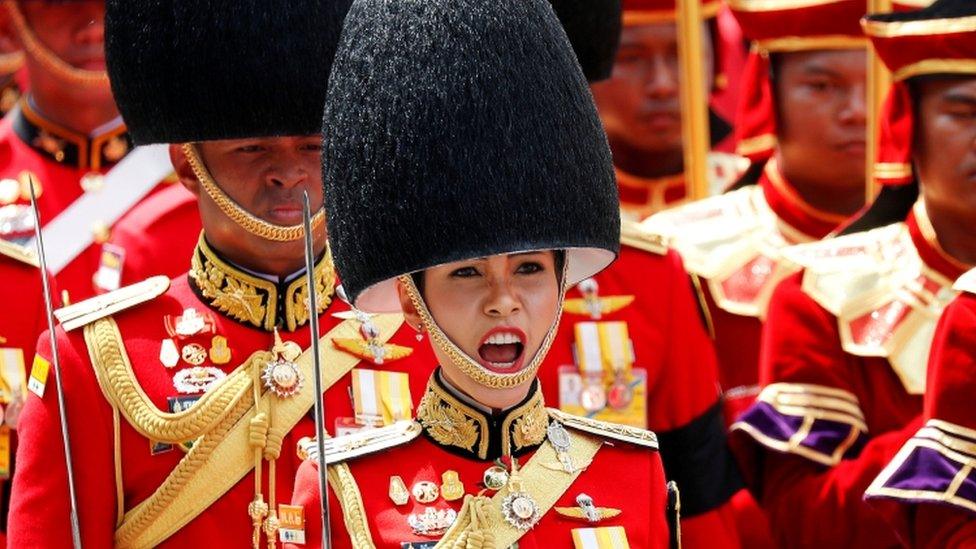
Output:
80,173,105,193
91,220,110,244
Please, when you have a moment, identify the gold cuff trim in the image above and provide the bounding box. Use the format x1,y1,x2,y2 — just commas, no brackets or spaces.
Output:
736,134,777,157
731,416,864,467
863,14,976,38
756,36,868,53
892,59,976,82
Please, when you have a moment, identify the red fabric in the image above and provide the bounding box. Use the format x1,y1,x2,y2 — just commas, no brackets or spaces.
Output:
540,246,740,549
0,116,172,302
730,0,866,44
875,83,916,186
734,51,776,162
288,431,670,548
622,0,720,14
7,275,435,547
108,183,202,286
867,22,976,81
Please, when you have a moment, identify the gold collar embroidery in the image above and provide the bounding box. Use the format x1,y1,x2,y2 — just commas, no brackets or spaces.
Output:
415,372,548,461
188,233,335,332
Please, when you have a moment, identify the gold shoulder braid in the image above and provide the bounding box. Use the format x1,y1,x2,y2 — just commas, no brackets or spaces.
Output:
415,373,548,460
188,233,335,331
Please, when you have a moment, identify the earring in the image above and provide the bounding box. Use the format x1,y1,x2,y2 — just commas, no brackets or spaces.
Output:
414,323,425,342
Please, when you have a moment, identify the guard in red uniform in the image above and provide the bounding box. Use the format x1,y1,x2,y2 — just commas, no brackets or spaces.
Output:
591,0,747,220
730,0,976,545
0,241,46,544
7,1,436,546
99,0,634,291
289,0,670,546
0,0,175,303
866,270,976,548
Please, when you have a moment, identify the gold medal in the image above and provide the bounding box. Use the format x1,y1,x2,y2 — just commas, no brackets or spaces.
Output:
440,470,464,501
209,335,231,365
388,475,409,506
181,343,207,365
411,480,439,504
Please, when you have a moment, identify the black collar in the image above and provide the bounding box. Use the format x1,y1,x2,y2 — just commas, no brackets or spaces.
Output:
12,98,130,170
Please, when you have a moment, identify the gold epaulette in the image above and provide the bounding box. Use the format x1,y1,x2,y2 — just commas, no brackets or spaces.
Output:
620,219,667,255
547,408,658,450
297,420,422,464
0,238,38,267
54,275,170,331
954,268,976,295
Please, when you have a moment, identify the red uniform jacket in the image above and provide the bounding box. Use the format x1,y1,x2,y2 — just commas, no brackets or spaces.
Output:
865,272,976,548
540,239,743,549
0,102,173,302
289,374,671,548
8,242,434,548
731,205,970,548
104,183,202,289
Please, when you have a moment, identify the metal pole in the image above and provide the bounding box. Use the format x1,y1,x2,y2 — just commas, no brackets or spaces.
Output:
300,191,331,549
28,175,82,549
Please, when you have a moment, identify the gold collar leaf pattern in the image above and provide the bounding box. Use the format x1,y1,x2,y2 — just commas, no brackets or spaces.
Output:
415,373,548,460
188,234,335,332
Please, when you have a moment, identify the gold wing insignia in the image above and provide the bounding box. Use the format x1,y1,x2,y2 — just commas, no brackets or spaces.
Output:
332,337,414,364
562,296,635,318
553,506,623,522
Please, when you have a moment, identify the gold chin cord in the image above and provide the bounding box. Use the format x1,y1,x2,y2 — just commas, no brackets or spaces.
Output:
399,259,568,390
182,143,326,242
5,0,109,87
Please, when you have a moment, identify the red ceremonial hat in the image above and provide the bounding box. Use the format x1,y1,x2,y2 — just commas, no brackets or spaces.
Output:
727,0,868,161
621,0,721,25
863,0,976,186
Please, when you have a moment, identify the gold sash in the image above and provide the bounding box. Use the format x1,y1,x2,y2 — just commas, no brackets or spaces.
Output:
439,432,604,548
83,312,404,548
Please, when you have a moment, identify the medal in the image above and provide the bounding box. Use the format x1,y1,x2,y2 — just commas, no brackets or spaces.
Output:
3,399,21,429
209,335,231,365
500,458,541,531
173,366,226,394
440,470,464,501
175,308,207,337
411,480,439,504
607,375,633,410
181,343,207,366
159,339,180,368
407,507,457,537
483,465,509,490
555,493,623,524
389,476,409,506
579,380,606,413
543,421,588,473
263,330,305,398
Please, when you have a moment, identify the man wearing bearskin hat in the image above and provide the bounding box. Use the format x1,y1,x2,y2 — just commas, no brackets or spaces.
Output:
7,0,436,546
730,0,976,545
288,0,672,546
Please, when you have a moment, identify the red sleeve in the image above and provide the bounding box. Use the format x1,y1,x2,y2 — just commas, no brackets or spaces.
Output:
285,459,353,549
914,505,976,549
7,328,118,547
737,273,919,547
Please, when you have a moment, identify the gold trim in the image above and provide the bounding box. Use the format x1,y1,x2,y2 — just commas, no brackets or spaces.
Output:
863,14,976,38
914,200,972,274
438,420,606,548
757,36,868,53
101,313,403,547
328,461,377,548
182,143,326,242
189,234,335,332
892,59,976,82
0,237,37,267
622,1,721,25
873,162,913,179
729,0,859,11
736,134,777,157
415,375,548,460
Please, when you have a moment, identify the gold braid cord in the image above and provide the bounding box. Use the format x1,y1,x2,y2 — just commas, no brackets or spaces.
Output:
5,1,109,87
327,460,377,548
398,259,568,390
182,143,326,242
84,317,260,443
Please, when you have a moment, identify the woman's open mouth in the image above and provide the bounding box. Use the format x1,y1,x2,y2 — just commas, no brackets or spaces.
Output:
476,327,527,374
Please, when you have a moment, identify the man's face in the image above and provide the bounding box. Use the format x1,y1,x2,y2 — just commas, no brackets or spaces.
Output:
178,135,326,273
19,0,106,71
914,77,976,217
775,49,867,191
590,22,714,155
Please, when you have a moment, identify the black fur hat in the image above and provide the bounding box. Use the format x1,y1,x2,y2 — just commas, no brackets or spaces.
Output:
549,0,622,82
323,0,620,312
105,0,352,145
